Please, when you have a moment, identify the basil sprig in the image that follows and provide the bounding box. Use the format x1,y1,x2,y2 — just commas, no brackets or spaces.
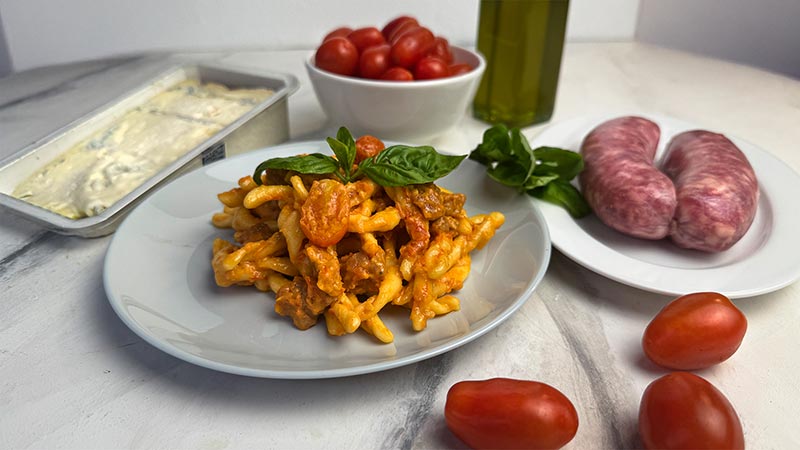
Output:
469,125,591,218
253,127,466,187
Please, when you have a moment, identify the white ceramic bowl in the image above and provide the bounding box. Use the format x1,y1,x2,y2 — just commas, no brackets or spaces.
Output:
305,46,486,142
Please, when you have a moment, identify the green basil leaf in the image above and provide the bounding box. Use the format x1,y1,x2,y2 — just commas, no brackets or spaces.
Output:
487,161,528,188
532,146,585,180
361,145,466,186
326,127,356,179
469,124,513,165
337,127,357,174
529,180,592,218
522,173,560,191
252,153,339,185
510,129,534,168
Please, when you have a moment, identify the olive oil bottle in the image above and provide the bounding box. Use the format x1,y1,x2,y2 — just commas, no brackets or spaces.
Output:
473,0,570,127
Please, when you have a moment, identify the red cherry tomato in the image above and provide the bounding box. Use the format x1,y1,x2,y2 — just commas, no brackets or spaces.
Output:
347,27,386,52
382,16,419,41
414,56,449,80
642,292,747,370
358,44,391,79
380,67,414,81
427,36,454,64
639,372,744,450
314,37,359,76
445,378,579,450
300,179,350,247
322,27,352,43
448,63,473,76
355,135,386,163
388,22,421,45
391,27,435,68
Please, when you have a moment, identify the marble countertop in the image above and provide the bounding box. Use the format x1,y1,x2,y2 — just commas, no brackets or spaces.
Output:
2,42,799,449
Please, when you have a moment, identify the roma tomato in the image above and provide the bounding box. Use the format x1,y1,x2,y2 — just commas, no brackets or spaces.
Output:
355,135,385,163
448,63,472,76
322,27,352,42
445,378,578,450
381,16,419,41
391,27,435,68
358,44,391,79
347,27,386,52
380,67,414,82
414,56,449,80
427,36,454,64
642,292,747,370
639,372,744,450
300,179,350,247
315,37,359,76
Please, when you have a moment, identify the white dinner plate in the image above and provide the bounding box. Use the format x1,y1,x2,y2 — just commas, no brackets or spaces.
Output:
104,141,551,379
527,113,800,298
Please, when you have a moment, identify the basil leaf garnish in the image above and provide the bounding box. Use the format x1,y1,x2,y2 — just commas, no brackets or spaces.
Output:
469,125,591,218
252,153,339,185
252,126,465,187
533,146,585,181
529,180,591,218
327,126,357,178
358,145,466,186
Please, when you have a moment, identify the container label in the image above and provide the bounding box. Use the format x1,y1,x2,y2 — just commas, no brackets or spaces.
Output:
202,142,226,166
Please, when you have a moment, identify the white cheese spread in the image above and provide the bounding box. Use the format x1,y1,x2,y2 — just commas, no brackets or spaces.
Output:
12,79,273,219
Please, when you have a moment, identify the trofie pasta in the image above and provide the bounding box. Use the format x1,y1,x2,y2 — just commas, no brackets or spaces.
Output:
210,132,504,343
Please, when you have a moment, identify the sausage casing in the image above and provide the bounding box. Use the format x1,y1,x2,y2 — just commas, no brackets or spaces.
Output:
579,116,677,239
661,130,759,252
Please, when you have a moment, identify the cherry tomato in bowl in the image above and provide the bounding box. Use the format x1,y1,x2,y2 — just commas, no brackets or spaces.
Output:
391,26,435,68
382,15,418,41
347,27,386,52
445,378,579,450
314,37,359,76
359,44,392,79
642,292,747,370
322,27,352,42
639,372,744,450
380,67,414,81
414,56,449,80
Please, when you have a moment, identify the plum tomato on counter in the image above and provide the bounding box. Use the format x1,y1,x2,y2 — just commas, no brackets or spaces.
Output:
639,372,745,450
445,378,579,450
642,292,747,370
314,15,472,81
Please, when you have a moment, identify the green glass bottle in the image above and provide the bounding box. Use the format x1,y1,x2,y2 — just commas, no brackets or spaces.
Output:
473,0,570,127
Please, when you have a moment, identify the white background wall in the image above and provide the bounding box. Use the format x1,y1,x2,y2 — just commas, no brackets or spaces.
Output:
0,0,639,74
636,0,800,79
0,0,797,79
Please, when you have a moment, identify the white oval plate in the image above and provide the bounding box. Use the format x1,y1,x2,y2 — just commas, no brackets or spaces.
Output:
104,141,551,379
528,113,800,298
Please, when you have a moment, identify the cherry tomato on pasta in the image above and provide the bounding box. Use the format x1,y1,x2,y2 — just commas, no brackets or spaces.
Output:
300,179,350,247
642,292,747,370
315,37,359,76
445,378,579,450
639,372,744,450
355,135,386,163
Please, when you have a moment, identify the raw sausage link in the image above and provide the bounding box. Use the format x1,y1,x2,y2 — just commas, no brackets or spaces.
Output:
662,130,759,252
580,116,677,239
